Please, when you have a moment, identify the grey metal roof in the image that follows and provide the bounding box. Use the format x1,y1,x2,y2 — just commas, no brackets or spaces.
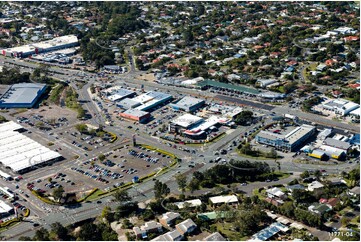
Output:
172,96,204,108
324,138,351,150
0,83,46,104
122,109,149,117
204,232,227,241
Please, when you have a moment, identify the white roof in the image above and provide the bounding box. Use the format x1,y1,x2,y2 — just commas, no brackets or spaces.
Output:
0,121,62,172
308,181,324,191
2,35,78,54
266,187,285,197
174,199,202,209
0,170,11,179
350,107,360,116
181,77,204,85
0,200,13,214
172,114,203,128
223,107,243,118
209,195,238,204
187,115,221,133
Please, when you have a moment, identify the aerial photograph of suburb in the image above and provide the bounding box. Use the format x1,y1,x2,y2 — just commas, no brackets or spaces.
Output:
0,1,359,241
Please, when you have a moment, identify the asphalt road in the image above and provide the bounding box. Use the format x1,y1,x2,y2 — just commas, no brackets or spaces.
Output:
214,94,275,111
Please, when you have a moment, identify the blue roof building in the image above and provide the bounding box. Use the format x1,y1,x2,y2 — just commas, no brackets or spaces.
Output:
0,83,47,108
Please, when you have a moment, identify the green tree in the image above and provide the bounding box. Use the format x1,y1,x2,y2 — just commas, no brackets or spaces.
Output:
300,171,310,179
235,111,253,125
175,174,187,194
101,206,114,223
75,123,88,134
154,180,170,200
314,170,322,181
18,236,32,241
98,154,106,161
99,223,118,241
77,223,102,241
52,186,64,201
188,178,200,193
113,190,132,203
34,227,50,241
49,222,69,241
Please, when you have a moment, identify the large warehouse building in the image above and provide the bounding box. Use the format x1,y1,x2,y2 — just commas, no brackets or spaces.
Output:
255,124,316,151
1,35,79,58
119,109,151,123
132,91,173,111
0,83,47,108
170,96,205,112
0,121,62,173
322,99,359,116
106,88,136,102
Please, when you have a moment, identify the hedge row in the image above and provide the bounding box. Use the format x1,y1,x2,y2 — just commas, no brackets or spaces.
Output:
31,190,58,205
0,218,21,228
23,208,30,217
77,188,99,203
160,132,226,145
107,131,117,143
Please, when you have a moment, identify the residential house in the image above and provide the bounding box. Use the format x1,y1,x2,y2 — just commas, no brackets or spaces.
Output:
327,177,347,186
203,232,227,241
174,199,202,209
348,186,360,197
175,218,197,235
159,212,181,227
286,184,305,194
308,203,332,214
307,181,324,192
266,187,287,200
133,221,163,239
152,230,183,241
265,197,284,207
209,195,238,206
326,198,340,209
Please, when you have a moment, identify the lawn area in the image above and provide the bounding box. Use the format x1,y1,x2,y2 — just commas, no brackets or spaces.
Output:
235,149,277,160
350,215,360,225
253,188,267,198
213,222,249,241
85,189,105,201
339,206,354,216
273,171,291,180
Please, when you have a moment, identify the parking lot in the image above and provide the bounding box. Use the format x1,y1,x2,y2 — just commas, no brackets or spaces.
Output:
67,145,174,191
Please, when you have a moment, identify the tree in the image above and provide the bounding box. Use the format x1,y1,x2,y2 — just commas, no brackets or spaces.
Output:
49,222,69,241
98,223,118,241
52,186,64,201
75,123,88,133
314,170,322,181
188,178,200,193
235,111,254,125
267,148,277,159
0,115,7,123
300,171,310,179
101,206,114,223
154,180,170,200
34,227,50,241
98,154,106,161
113,190,132,203
77,107,86,119
18,236,32,241
175,174,187,194
77,223,102,241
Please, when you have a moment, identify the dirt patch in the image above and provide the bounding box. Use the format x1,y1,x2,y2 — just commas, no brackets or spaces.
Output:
135,73,155,82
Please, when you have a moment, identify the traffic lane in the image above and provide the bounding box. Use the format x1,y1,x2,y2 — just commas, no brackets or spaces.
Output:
274,106,359,133
214,94,274,111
